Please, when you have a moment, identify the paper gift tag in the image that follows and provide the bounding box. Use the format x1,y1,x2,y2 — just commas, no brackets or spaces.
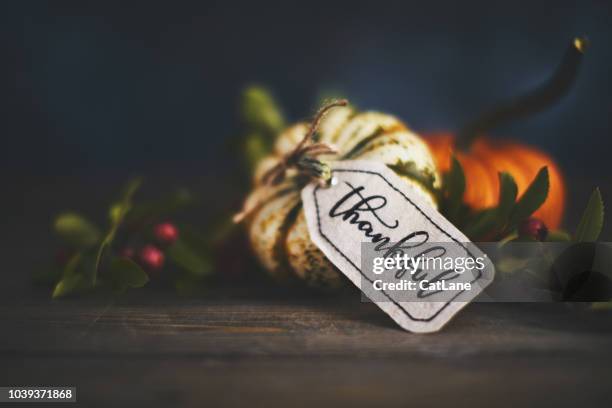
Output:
302,160,495,333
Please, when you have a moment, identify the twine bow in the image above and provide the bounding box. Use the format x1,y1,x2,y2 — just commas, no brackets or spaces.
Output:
233,99,348,223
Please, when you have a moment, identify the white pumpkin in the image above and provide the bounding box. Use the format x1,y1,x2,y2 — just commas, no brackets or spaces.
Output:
242,105,441,288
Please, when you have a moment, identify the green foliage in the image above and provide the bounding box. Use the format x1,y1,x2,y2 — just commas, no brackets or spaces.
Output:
52,253,88,298
572,189,608,307
47,177,216,298
54,213,100,249
575,188,604,242
52,274,89,299
243,132,270,172
442,155,466,222
441,164,551,241
463,172,518,239
94,178,142,285
241,86,285,136
463,209,496,240
547,230,572,242
496,256,529,274
239,86,286,172
125,188,193,226
106,257,149,293
438,159,609,307
208,215,238,246
497,172,519,222
508,167,549,227
167,238,213,277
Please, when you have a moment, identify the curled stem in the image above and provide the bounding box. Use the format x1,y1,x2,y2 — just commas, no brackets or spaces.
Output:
260,99,348,185
458,36,588,149
233,99,348,223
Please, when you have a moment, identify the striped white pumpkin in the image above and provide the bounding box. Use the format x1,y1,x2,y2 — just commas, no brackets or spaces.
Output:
244,106,441,288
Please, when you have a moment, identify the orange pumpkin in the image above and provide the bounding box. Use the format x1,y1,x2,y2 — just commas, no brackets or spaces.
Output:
426,133,566,230
422,37,588,231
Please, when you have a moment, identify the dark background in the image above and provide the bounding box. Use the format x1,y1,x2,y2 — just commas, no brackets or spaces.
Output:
3,1,612,174
1,1,612,293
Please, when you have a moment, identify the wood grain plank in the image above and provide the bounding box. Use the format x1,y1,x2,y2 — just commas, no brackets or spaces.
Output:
1,290,611,407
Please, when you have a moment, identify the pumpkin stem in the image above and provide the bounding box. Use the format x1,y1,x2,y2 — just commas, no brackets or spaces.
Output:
457,36,588,149
233,99,348,223
296,99,349,152
260,99,348,185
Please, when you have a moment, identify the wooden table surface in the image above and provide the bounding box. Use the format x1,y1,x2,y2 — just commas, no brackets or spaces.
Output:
1,288,611,407
3,175,612,406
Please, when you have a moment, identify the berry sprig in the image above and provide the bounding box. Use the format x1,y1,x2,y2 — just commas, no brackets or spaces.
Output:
439,157,604,244
42,181,213,298
118,222,180,272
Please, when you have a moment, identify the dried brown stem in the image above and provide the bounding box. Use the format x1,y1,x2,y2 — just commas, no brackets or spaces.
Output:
233,99,348,223
260,99,348,186
457,36,588,149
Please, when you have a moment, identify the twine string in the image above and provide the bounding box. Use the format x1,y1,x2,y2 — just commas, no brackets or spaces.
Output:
260,99,348,185
233,99,348,223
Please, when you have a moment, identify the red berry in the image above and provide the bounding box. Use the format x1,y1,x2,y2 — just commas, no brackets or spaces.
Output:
119,247,135,259
139,245,165,270
153,222,179,245
519,218,548,241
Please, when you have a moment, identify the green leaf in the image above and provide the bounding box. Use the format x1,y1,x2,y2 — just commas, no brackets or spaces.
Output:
547,230,572,242
497,256,530,274
167,238,213,277
463,209,497,240
243,133,270,172
575,188,604,242
94,178,142,285
463,173,518,240
497,172,518,221
125,188,193,226
207,216,237,246
442,155,465,222
445,155,465,202
241,86,285,135
52,253,86,298
54,213,100,249
106,257,149,293
52,274,88,298
509,166,549,226
497,231,519,247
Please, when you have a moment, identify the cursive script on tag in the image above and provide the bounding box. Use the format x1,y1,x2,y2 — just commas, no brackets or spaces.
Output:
302,160,495,333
